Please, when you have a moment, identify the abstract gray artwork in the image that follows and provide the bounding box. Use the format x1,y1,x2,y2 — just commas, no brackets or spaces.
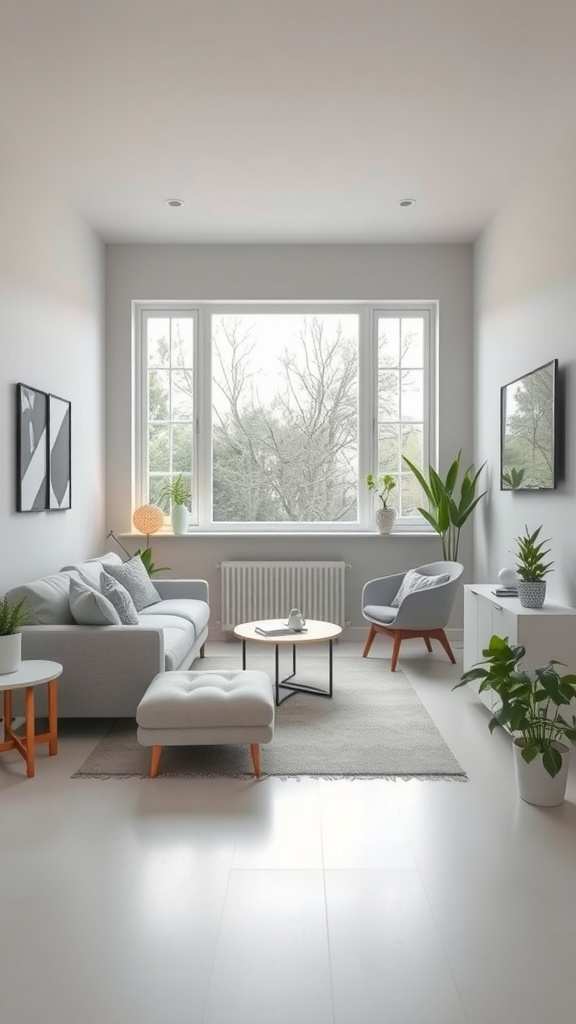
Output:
17,383,48,511
48,393,71,509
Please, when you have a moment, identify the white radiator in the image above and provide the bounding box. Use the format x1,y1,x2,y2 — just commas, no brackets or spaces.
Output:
220,561,347,631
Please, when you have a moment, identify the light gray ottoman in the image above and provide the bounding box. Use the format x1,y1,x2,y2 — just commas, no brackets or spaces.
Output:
136,669,275,778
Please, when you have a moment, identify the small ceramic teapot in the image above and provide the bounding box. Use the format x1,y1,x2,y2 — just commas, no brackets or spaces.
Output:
287,608,306,631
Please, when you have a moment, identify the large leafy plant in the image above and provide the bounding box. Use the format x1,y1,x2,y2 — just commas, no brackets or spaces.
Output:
403,450,486,561
515,525,553,581
454,634,576,778
0,595,29,636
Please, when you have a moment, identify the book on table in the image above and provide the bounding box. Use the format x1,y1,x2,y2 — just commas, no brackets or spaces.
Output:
254,624,308,637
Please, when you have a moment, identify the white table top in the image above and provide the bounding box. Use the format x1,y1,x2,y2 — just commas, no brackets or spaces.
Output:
0,660,63,692
234,619,342,645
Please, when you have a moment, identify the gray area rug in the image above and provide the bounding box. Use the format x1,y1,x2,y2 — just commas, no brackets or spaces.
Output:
72,655,466,780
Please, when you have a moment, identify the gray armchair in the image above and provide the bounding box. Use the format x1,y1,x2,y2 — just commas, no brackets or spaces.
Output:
361,561,463,671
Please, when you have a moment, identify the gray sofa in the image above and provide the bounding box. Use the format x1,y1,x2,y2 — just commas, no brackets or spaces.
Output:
6,552,210,717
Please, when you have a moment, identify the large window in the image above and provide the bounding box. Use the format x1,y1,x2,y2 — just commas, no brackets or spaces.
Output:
136,303,435,531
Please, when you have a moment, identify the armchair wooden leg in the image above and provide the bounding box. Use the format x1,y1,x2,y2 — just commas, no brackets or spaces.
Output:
250,743,261,778
362,624,377,658
390,632,402,672
424,637,433,652
436,629,456,665
150,745,162,778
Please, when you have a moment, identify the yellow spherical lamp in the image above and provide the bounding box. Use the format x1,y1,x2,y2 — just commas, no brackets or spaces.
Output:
132,504,164,538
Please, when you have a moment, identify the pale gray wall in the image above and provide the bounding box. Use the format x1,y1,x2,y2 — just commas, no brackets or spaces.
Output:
105,243,474,634
474,137,576,605
0,156,105,592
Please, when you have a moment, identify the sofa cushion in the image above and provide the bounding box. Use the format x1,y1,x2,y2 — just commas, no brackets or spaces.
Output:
102,556,161,611
69,578,121,626
135,614,196,671
390,569,451,608
60,553,123,592
138,598,209,640
100,571,139,625
5,571,83,625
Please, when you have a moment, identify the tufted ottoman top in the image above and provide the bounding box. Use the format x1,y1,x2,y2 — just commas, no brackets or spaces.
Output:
136,669,274,730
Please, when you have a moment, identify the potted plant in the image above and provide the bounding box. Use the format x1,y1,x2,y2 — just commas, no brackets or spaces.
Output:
514,524,553,608
403,450,486,561
454,634,576,805
158,475,191,535
0,595,29,674
366,473,397,534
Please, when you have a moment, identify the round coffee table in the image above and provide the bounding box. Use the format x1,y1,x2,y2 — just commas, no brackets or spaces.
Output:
0,660,63,777
233,620,342,706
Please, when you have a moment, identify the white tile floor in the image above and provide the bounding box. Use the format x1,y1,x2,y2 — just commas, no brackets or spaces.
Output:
2,641,576,1024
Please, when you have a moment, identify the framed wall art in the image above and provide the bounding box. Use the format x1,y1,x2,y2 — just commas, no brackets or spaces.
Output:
16,383,49,512
48,393,71,509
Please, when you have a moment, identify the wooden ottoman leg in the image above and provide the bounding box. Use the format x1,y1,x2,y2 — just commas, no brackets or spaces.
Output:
250,743,261,778
150,745,163,778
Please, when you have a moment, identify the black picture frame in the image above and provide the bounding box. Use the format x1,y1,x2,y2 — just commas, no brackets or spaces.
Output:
16,383,49,512
48,393,71,510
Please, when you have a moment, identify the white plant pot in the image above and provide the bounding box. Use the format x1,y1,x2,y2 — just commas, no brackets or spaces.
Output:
171,503,189,535
513,739,570,806
0,632,22,674
375,507,397,535
518,580,546,608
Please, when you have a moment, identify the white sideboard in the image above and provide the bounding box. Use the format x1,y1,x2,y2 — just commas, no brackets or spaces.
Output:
463,584,576,711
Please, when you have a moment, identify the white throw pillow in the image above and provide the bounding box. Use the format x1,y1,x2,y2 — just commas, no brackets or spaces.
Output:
100,571,139,625
69,577,121,626
102,555,161,612
391,569,451,608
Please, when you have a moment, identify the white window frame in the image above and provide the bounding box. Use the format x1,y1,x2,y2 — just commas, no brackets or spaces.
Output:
134,300,437,533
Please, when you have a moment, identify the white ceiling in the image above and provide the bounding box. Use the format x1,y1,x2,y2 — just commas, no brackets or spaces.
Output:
2,0,576,244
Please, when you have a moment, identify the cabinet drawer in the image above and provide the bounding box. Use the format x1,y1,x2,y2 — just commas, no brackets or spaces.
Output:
491,604,517,644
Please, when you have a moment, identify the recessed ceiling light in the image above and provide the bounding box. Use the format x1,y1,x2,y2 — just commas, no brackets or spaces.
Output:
398,198,416,208
165,198,184,208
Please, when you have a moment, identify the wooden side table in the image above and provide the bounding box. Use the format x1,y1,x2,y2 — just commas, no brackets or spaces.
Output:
0,660,63,778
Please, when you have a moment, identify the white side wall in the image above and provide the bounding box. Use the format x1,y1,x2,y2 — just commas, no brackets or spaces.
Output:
0,157,105,591
106,244,474,633
474,139,576,605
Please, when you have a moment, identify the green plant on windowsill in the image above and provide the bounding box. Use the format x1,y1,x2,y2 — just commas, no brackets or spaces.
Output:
158,474,191,509
403,450,487,561
366,473,396,509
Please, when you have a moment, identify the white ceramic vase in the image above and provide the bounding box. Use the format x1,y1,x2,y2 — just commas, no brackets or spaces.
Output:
171,503,189,535
513,739,570,806
0,632,22,674
375,507,397,535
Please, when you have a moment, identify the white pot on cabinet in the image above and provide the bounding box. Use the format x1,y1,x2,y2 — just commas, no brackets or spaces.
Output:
171,504,189,535
0,633,22,674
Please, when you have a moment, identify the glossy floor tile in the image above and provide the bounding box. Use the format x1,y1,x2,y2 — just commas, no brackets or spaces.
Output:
2,642,576,1023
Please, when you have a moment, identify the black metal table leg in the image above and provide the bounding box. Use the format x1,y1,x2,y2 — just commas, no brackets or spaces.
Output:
242,639,246,670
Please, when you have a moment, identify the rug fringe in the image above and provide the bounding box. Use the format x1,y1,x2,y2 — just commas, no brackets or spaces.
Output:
72,770,467,781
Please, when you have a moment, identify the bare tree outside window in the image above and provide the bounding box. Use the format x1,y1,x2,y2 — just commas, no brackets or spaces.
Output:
211,314,359,522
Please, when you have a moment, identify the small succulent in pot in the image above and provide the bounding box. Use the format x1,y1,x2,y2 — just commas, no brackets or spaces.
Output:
514,525,553,608
0,595,29,674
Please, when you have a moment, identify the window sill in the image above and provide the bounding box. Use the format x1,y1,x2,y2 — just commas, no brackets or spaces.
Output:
119,530,437,539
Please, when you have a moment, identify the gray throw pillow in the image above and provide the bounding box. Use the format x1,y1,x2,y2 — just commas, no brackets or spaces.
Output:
391,569,451,608
69,577,121,626
100,571,139,625
102,555,161,612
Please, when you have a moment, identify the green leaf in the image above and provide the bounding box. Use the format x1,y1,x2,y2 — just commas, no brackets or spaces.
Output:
521,744,539,764
542,746,563,779
444,452,461,495
402,457,433,503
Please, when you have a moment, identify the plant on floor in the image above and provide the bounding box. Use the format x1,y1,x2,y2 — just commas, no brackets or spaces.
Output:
106,530,170,578
0,595,29,635
403,450,486,561
454,634,576,779
366,473,396,509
